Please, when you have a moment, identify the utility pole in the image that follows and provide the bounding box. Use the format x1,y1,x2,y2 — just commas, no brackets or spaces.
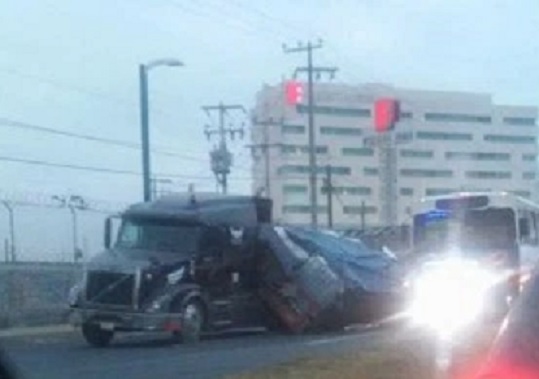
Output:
248,118,283,198
1,201,15,262
202,103,246,194
283,40,337,228
4,239,9,262
360,200,366,231
323,165,334,229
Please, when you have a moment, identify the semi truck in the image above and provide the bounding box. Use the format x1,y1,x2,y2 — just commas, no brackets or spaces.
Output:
69,193,396,347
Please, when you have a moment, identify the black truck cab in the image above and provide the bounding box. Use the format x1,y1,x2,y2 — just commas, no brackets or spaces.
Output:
69,194,273,347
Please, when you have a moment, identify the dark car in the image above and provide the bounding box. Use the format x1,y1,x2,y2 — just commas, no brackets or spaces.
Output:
473,264,539,379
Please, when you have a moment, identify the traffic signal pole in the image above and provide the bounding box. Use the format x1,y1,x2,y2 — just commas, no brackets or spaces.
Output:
324,165,333,229
306,44,317,228
283,40,337,228
248,118,283,198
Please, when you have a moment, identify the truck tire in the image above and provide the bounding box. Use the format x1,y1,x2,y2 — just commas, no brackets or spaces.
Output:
173,300,204,344
81,323,114,348
264,311,285,333
323,316,346,333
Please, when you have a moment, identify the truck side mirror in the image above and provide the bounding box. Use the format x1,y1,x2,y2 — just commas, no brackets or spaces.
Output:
519,217,530,239
104,217,112,249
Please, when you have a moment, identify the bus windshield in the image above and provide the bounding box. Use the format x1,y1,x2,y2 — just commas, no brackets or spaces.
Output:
413,208,516,256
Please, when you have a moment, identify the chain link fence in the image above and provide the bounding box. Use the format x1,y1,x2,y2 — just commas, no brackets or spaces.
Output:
0,262,82,328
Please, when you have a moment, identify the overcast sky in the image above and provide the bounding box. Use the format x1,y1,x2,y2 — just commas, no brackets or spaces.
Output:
1,0,538,205
1,0,539,260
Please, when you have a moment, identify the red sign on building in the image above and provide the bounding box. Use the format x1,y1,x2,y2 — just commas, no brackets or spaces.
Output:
374,98,400,133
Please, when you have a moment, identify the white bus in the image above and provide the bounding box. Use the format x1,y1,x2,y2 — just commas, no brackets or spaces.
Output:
411,191,539,288
406,192,539,335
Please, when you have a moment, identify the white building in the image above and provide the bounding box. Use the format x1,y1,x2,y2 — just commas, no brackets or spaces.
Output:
250,82,538,228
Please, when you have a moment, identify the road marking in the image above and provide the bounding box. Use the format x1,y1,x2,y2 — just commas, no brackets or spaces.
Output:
306,335,355,346
0,324,73,338
306,330,381,346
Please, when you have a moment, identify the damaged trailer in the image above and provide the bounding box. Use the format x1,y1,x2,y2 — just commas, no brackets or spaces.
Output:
68,194,399,347
257,226,400,332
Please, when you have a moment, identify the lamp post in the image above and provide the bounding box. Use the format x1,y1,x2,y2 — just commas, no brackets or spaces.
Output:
53,195,87,263
1,201,15,262
139,58,184,202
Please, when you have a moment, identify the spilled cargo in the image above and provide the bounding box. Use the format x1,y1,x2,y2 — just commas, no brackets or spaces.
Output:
258,225,399,332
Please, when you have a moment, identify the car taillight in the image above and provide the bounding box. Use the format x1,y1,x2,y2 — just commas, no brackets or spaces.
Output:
475,359,539,379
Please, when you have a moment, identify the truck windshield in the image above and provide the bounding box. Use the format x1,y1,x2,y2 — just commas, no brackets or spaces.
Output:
413,207,516,256
115,218,202,253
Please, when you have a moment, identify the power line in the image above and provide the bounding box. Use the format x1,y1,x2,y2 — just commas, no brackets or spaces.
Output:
183,0,363,84
225,0,305,37
0,65,181,119
0,154,254,181
0,117,250,173
0,66,135,108
191,0,292,41
202,103,247,194
167,0,259,36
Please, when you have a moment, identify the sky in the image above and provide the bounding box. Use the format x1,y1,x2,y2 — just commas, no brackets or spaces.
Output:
0,0,539,259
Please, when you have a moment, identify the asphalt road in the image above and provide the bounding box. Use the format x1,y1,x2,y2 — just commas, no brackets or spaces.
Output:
1,327,397,379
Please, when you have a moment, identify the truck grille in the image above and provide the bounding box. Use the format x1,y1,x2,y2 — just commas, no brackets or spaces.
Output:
85,271,135,307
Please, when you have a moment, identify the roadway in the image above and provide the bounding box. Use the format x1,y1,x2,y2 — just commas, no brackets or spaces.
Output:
1,326,411,379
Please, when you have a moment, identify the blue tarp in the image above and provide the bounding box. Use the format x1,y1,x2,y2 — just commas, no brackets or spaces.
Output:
283,227,397,294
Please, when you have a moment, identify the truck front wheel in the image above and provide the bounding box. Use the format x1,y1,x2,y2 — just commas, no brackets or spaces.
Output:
81,323,114,348
172,300,205,344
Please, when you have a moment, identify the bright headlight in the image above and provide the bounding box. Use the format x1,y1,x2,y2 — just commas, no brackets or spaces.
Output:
409,259,498,338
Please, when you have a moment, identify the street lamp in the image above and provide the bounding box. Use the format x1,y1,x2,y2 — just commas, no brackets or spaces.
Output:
52,195,87,263
1,201,16,262
139,58,184,202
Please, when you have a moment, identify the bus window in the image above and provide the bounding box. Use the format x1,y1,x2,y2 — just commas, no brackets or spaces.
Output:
413,208,516,255
519,211,537,245
532,212,539,245
463,208,516,252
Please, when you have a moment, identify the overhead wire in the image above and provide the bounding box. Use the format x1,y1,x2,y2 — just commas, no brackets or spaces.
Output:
0,154,253,181
0,65,185,121
2,1,367,190
190,0,363,83
0,116,253,173
0,117,182,157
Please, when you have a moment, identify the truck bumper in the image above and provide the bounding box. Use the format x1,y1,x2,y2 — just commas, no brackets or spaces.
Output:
69,308,182,332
